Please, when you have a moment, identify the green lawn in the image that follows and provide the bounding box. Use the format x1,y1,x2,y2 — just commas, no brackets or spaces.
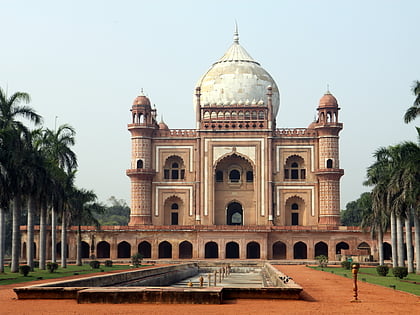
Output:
0,264,135,286
310,266,420,296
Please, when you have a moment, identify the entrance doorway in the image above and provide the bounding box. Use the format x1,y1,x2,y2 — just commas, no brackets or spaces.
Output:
227,202,243,225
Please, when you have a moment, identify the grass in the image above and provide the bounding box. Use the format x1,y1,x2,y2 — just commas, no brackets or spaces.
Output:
0,264,135,286
310,266,420,296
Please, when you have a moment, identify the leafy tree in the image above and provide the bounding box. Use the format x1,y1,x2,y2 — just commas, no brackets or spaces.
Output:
95,196,130,226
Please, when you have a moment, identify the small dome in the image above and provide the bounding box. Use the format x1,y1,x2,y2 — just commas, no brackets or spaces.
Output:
319,91,338,108
133,90,151,106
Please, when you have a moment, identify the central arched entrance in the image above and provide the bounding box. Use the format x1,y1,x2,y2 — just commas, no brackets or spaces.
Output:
227,202,243,225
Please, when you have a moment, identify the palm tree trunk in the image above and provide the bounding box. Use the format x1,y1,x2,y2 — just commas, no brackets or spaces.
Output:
51,206,56,263
26,197,35,270
11,197,21,273
76,224,82,266
61,209,67,268
414,213,420,274
396,214,405,267
378,228,384,265
405,211,414,273
0,207,5,273
390,211,398,267
39,206,46,270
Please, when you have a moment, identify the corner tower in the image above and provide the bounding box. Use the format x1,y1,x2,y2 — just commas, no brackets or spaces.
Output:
314,91,344,226
126,91,157,225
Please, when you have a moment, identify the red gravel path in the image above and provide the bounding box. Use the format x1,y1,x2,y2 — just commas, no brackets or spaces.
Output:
0,265,418,314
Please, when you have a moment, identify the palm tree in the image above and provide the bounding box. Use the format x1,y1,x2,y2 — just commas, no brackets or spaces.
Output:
404,81,420,123
36,124,77,265
68,188,104,266
0,87,42,272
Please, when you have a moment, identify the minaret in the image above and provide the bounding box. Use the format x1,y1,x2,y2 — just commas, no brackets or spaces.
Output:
314,91,344,226
126,91,157,225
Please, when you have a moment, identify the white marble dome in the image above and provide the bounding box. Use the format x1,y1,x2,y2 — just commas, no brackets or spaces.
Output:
194,31,280,117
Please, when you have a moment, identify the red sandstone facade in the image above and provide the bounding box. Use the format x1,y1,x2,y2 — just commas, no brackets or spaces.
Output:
20,31,382,262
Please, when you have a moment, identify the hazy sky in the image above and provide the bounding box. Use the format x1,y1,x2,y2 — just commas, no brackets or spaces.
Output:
1,0,419,208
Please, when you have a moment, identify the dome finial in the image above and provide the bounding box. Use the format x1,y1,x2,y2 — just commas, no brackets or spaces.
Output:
326,84,331,94
233,21,239,43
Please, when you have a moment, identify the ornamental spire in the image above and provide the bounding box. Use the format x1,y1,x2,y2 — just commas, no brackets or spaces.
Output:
234,21,239,43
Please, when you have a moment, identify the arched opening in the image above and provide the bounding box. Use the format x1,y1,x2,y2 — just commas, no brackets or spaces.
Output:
284,155,306,180
22,242,26,260
163,196,184,226
81,241,90,258
205,242,218,258
227,202,243,225
293,241,307,259
171,203,179,225
138,241,151,258
56,242,69,258
229,169,240,182
336,241,349,254
158,241,172,259
272,241,286,259
246,171,253,182
326,159,333,168
246,242,260,259
383,242,392,260
179,241,193,259
163,156,185,180
285,196,305,226
117,241,131,258
137,159,143,169
97,241,110,258
226,242,239,259
357,242,371,255
315,241,328,257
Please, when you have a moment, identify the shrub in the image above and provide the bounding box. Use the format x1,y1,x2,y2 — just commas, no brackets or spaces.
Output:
341,261,351,270
315,255,328,268
33,261,39,268
47,262,58,273
131,253,143,268
392,267,408,279
376,265,389,276
89,260,100,269
105,260,113,267
19,265,31,276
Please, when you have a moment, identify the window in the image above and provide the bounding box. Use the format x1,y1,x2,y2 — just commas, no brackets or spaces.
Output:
229,170,240,182
284,156,306,181
291,203,299,210
216,171,223,182
246,171,253,182
171,203,179,210
326,159,333,168
136,159,143,169
163,157,185,180
171,212,178,225
291,213,299,226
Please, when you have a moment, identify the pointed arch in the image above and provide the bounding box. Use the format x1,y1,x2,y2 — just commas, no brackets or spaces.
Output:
205,242,218,258
158,241,172,259
314,241,328,257
293,241,307,259
117,241,131,258
246,241,260,259
273,241,286,259
138,241,151,258
179,241,193,259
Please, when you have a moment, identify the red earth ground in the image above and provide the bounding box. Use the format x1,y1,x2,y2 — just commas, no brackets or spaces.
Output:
1,265,418,314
